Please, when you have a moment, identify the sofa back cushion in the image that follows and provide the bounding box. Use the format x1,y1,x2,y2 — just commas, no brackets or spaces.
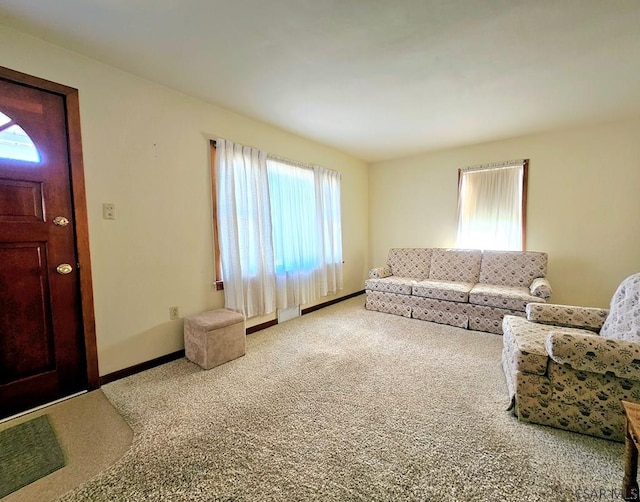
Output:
600,273,640,342
479,251,547,288
387,248,432,279
429,249,482,283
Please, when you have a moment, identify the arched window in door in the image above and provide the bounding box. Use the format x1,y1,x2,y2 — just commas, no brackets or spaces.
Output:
0,110,40,163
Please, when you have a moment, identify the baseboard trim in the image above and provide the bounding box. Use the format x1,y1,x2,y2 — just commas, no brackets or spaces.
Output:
301,290,365,315
99,291,365,385
99,349,185,386
246,319,278,334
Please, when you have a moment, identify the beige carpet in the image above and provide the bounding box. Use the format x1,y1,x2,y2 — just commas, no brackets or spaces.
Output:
0,390,132,502
44,296,625,500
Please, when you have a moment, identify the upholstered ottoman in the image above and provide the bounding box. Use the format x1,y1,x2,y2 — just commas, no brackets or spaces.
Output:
184,309,246,369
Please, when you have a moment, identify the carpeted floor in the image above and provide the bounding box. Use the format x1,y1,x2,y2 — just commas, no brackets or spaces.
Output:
60,296,623,501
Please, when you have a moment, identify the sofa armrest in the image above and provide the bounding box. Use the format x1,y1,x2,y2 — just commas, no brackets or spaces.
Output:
526,303,609,331
546,331,640,381
369,265,392,279
530,277,552,299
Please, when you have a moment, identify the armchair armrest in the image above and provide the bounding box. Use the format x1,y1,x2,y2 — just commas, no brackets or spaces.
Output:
546,331,640,381
526,303,608,331
369,265,392,279
530,277,552,299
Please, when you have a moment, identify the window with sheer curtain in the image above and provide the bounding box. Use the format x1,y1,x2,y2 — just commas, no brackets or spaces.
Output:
213,139,343,318
455,159,528,251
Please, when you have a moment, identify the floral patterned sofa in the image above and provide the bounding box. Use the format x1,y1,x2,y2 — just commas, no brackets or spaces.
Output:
502,273,640,441
365,248,552,334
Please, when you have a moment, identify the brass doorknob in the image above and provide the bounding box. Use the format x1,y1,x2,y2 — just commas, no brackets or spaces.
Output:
56,263,73,275
53,216,70,226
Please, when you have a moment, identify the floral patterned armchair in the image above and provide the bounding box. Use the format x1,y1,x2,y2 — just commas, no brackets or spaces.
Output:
502,273,640,441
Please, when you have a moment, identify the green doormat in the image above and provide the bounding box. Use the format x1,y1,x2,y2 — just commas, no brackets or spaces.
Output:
0,414,66,498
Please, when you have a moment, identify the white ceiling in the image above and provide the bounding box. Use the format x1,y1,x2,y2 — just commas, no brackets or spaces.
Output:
1,1,640,162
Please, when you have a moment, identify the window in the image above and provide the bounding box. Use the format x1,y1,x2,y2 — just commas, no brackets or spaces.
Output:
455,159,528,251
267,158,319,274
0,111,40,163
210,139,343,317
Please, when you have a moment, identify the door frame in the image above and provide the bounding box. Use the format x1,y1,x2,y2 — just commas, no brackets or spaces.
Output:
0,65,99,391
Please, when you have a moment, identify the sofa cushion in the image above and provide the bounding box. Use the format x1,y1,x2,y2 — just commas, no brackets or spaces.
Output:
479,251,547,288
365,277,415,295
469,283,541,312
387,248,432,280
429,249,482,283
412,279,474,303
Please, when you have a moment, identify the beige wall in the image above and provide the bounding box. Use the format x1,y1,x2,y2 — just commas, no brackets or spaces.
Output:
0,25,369,375
370,118,640,308
3,22,639,377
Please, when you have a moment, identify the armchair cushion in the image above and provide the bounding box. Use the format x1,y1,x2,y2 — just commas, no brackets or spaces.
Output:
600,273,640,342
546,332,640,381
503,315,595,375
526,303,608,331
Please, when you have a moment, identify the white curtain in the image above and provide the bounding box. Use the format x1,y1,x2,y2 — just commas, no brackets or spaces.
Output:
266,159,343,309
216,139,276,317
268,159,318,307
314,165,343,297
455,162,524,251
216,139,343,317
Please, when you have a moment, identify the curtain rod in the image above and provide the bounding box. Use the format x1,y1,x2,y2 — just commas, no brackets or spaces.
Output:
268,154,316,171
268,155,341,176
213,137,339,174
460,159,527,173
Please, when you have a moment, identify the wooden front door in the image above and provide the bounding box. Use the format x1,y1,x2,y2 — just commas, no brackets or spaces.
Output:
0,67,98,419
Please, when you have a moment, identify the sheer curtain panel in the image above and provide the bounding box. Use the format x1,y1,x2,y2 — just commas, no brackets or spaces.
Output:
268,159,318,308
266,159,343,309
455,160,527,251
215,140,343,317
215,139,276,317
314,166,343,297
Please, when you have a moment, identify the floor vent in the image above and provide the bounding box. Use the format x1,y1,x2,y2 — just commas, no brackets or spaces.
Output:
277,305,301,323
